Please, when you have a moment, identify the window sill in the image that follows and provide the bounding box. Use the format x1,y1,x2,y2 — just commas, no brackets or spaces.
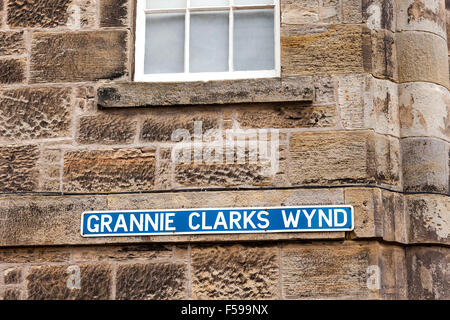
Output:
97,76,314,108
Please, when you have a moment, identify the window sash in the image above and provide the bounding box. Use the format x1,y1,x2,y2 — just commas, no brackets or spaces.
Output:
135,0,280,82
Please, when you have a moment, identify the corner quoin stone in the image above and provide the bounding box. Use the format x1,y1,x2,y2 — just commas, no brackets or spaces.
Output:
30,31,128,83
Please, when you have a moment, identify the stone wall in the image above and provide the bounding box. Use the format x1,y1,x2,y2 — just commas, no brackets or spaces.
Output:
0,0,448,300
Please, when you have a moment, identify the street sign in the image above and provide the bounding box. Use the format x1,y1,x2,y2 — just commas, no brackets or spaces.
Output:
81,205,354,237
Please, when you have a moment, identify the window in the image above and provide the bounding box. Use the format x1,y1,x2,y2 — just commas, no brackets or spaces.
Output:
135,0,280,82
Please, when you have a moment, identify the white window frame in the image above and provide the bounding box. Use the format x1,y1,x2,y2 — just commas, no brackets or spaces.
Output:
134,0,281,82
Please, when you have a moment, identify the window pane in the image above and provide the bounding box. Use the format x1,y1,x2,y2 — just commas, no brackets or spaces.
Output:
144,13,185,74
191,0,229,7
234,0,273,5
234,9,274,71
190,11,229,73
146,0,186,9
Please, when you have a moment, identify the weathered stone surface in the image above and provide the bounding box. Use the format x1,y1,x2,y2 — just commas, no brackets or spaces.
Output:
281,0,339,25
0,145,39,193
175,163,273,188
77,114,137,144
191,245,279,299
343,0,363,23
0,31,24,55
100,0,128,27
362,0,395,31
0,88,72,140
2,288,21,300
116,263,187,299
399,82,450,141
75,86,96,112
27,264,112,300
364,28,397,80
337,75,400,137
79,0,97,28
0,247,70,263
72,245,174,262
397,31,449,88
97,77,314,108
313,76,336,104
141,111,220,142
401,138,449,193
30,31,128,83
63,148,156,193
406,246,449,299
396,0,447,39
0,58,25,84
281,25,364,76
0,195,107,246
235,103,337,129
281,242,378,299
7,0,72,28
3,268,22,284
289,131,400,188
378,244,407,299
345,188,407,243
406,194,450,245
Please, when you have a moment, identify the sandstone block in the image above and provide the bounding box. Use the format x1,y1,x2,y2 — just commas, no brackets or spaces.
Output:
406,246,449,299
79,0,97,28
0,247,71,263
343,0,363,24
2,289,21,300
191,245,279,299
281,242,378,299
363,28,397,80
141,111,220,142
72,245,173,262
27,264,112,300
401,138,449,193
397,31,449,88
0,145,39,193
97,77,314,108
100,0,128,27
288,131,400,188
116,263,187,299
77,114,137,144
235,103,337,129
362,0,395,31
396,0,447,39
30,31,128,83
281,25,364,76
0,58,25,84
399,82,450,141
406,194,450,245
63,148,156,193
0,88,72,140
0,31,24,55
3,268,22,285
281,0,339,25
7,0,72,28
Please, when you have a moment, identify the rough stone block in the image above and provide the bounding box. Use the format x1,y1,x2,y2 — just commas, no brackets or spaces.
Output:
281,242,378,299
396,0,447,39
63,148,156,193
0,58,25,84
7,0,72,28
30,31,128,83
79,0,97,28
3,268,22,284
281,25,364,75
191,245,279,299
0,195,107,246
378,244,407,299
362,0,396,31
0,247,71,263
27,264,112,300
0,145,39,193
281,0,339,24
399,82,450,141
140,111,220,142
363,28,397,80
116,263,187,299
406,194,450,245
401,138,449,193
97,77,314,108
0,88,72,140
406,246,449,299
342,0,363,24
72,245,173,262
100,0,128,27
0,31,25,55
77,114,137,144
288,131,400,188
2,289,21,300
235,103,337,129
397,31,449,88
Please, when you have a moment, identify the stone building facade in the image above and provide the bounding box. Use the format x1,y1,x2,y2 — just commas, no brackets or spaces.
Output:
0,0,448,300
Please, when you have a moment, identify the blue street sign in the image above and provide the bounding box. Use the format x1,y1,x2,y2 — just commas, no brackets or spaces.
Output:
81,205,354,237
